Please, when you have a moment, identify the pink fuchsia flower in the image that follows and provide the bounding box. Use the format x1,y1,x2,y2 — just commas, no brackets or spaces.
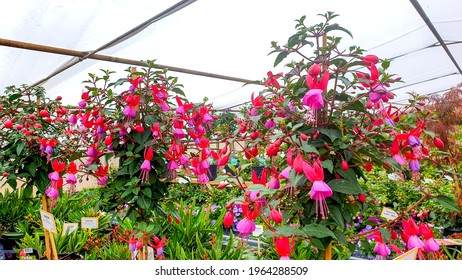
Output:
274,236,295,260
128,76,142,93
95,165,109,186
140,147,153,184
175,96,194,116
265,119,276,129
372,231,391,257
302,89,324,110
251,92,265,108
268,174,280,189
122,94,140,119
45,186,59,200
236,198,260,237
419,223,440,252
390,140,406,165
402,218,425,250
149,236,167,259
264,71,282,89
306,64,329,91
303,160,333,219
65,162,78,194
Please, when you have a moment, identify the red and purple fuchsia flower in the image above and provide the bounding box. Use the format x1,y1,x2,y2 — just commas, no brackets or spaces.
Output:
302,160,333,219
140,146,153,184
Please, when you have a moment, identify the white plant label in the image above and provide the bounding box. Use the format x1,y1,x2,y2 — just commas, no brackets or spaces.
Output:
62,223,79,235
380,207,398,221
40,210,57,233
252,225,264,236
81,217,98,229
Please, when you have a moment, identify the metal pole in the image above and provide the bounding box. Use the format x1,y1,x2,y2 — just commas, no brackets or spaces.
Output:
410,0,462,75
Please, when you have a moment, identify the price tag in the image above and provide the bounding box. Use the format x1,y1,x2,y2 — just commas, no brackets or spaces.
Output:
24,248,33,254
81,217,98,229
380,207,398,221
62,223,79,235
252,225,264,236
40,210,57,233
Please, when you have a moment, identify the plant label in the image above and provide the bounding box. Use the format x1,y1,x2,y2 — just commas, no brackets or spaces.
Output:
252,225,264,236
62,223,79,235
380,207,398,221
394,247,418,260
81,217,98,229
40,210,57,233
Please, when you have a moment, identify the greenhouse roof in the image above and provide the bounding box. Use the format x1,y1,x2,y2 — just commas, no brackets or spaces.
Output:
1,0,462,109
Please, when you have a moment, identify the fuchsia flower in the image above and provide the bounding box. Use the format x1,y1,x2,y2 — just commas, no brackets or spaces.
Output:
264,71,282,89
303,160,333,219
175,96,194,116
373,231,391,257
122,94,140,120
150,122,162,140
402,218,425,250
152,84,169,111
95,165,109,186
45,160,66,200
140,147,153,184
302,89,324,110
419,223,440,252
236,197,260,237
303,64,329,110
274,236,295,260
65,162,78,194
149,236,167,259
251,92,265,108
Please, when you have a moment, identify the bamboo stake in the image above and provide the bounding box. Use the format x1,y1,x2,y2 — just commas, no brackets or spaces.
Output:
41,195,52,260
324,243,332,260
41,195,58,260
320,32,333,261
0,38,257,85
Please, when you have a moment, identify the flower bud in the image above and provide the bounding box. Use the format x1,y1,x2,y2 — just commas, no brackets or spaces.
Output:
433,137,444,149
358,193,366,203
270,208,283,224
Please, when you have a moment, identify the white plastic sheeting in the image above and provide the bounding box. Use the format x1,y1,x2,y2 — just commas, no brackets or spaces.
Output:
1,0,461,109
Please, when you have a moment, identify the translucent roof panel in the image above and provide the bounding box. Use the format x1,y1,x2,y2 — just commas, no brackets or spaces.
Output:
1,0,461,109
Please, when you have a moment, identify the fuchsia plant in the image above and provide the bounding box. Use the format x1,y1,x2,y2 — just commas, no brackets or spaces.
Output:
214,12,448,259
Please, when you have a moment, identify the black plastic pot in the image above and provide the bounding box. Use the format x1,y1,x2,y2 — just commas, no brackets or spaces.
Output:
443,227,462,237
208,164,218,181
252,166,265,178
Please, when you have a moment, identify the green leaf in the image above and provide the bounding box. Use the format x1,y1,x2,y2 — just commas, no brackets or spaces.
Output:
328,179,363,195
289,168,307,187
322,160,333,174
133,129,151,146
142,188,152,198
324,24,353,38
27,162,37,177
336,168,358,183
273,225,306,237
333,229,348,246
137,196,152,210
329,205,345,231
303,224,335,238
16,142,26,156
301,142,319,154
274,51,288,67
8,93,22,102
434,195,460,212
379,228,391,242
247,184,277,196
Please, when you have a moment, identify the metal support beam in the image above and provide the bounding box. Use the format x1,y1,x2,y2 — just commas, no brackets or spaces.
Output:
410,0,462,75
